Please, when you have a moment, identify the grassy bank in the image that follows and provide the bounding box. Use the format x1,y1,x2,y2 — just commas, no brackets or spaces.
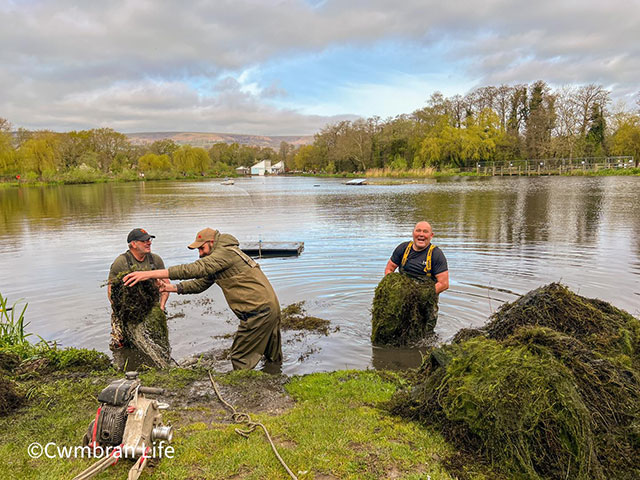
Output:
2,167,639,188
0,168,236,187
301,167,640,180
0,366,500,479
1,289,492,478
363,167,640,179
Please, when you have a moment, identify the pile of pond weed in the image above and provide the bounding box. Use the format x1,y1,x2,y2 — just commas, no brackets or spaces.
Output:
281,301,331,334
371,272,437,346
110,270,160,325
486,283,640,366
110,271,171,368
389,283,640,480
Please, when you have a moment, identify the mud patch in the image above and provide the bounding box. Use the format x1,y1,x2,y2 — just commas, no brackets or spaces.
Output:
0,374,24,415
161,371,295,419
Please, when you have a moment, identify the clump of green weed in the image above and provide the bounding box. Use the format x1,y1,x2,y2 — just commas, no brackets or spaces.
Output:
110,271,160,325
281,302,331,334
371,273,437,346
110,272,171,368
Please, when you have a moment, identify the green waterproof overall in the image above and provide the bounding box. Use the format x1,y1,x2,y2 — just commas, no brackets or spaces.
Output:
168,232,282,370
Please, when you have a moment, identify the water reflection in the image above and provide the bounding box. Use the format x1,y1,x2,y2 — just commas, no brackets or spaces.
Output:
1,176,639,374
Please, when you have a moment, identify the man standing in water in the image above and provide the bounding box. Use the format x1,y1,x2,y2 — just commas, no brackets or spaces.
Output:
385,221,449,294
108,228,170,350
122,228,282,371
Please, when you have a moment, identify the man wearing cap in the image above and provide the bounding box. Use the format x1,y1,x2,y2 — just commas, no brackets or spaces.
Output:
107,228,170,350
122,228,282,370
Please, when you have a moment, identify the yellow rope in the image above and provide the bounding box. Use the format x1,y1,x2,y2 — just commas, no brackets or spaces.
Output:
208,371,299,480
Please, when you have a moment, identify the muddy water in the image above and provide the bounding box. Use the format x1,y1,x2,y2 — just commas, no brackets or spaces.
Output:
1,176,639,374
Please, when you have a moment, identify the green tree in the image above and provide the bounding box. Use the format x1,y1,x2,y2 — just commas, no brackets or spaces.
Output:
585,103,607,156
294,144,322,171
148,139,179,157
138,153,172,172
58,130,93,169
18,132,61,176
0,118,16,174
87,128,132,172
525,81,556,159
173,145,210,174
610,114,640,167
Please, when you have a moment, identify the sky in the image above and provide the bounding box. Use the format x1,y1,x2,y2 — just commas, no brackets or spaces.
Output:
1,0,639,135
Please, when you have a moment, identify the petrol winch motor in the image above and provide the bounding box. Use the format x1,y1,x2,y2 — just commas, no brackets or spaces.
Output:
73,371,173,480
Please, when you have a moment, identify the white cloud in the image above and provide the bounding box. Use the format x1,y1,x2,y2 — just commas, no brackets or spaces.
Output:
1,0,638,133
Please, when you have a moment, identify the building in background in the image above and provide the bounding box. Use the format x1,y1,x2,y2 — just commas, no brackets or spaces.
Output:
251,160,272,176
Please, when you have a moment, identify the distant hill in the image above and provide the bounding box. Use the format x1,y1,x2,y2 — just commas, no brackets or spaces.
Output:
126,132,314,150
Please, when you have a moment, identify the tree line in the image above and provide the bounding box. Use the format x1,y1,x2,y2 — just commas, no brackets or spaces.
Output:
0,121,292,182
2,80,640,182
294,81,640,172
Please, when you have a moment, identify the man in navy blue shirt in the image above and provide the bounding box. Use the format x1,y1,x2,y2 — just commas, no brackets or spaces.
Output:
385,221,449,295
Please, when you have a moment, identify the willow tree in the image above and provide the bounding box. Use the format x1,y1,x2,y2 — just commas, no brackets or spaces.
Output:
18,132,62,176
173,145,210,174
0,118,15,174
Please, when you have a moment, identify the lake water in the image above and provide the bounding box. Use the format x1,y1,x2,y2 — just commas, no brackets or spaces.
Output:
1,176,639,374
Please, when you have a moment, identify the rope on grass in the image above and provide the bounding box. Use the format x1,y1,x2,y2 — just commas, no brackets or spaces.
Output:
208,371,298,480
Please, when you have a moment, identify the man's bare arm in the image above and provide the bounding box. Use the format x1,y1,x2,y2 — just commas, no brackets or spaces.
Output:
385,260,398,275
123,269,169,286
159,283,178,293
435,271,449,295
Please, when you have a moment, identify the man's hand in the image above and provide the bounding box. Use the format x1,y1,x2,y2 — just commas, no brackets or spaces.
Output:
109,335,125,350
159,283,178,293
123,270,155,286
123,268,169,286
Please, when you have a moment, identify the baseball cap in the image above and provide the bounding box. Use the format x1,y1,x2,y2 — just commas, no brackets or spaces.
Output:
127,228,155,243
188,228,218,249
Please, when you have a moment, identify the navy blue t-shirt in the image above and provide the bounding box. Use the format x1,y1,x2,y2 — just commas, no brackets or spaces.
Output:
390,242,448,280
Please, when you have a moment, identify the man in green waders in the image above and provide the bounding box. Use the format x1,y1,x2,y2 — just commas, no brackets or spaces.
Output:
123,228,282,370
385,221,449,294
108,228,170,350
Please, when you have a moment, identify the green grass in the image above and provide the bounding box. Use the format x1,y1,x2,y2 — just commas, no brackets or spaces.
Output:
1,291,111,373
562,167,640,176
0,368,500,479
0,169,238,187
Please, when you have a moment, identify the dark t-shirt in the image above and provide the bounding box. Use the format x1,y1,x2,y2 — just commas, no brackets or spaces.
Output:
390,241,448,280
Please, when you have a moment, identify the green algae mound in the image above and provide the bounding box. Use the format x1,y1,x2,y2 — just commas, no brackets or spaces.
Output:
281,301,331,334
390,283,640,480
371,273,438,346
110,272,171,368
